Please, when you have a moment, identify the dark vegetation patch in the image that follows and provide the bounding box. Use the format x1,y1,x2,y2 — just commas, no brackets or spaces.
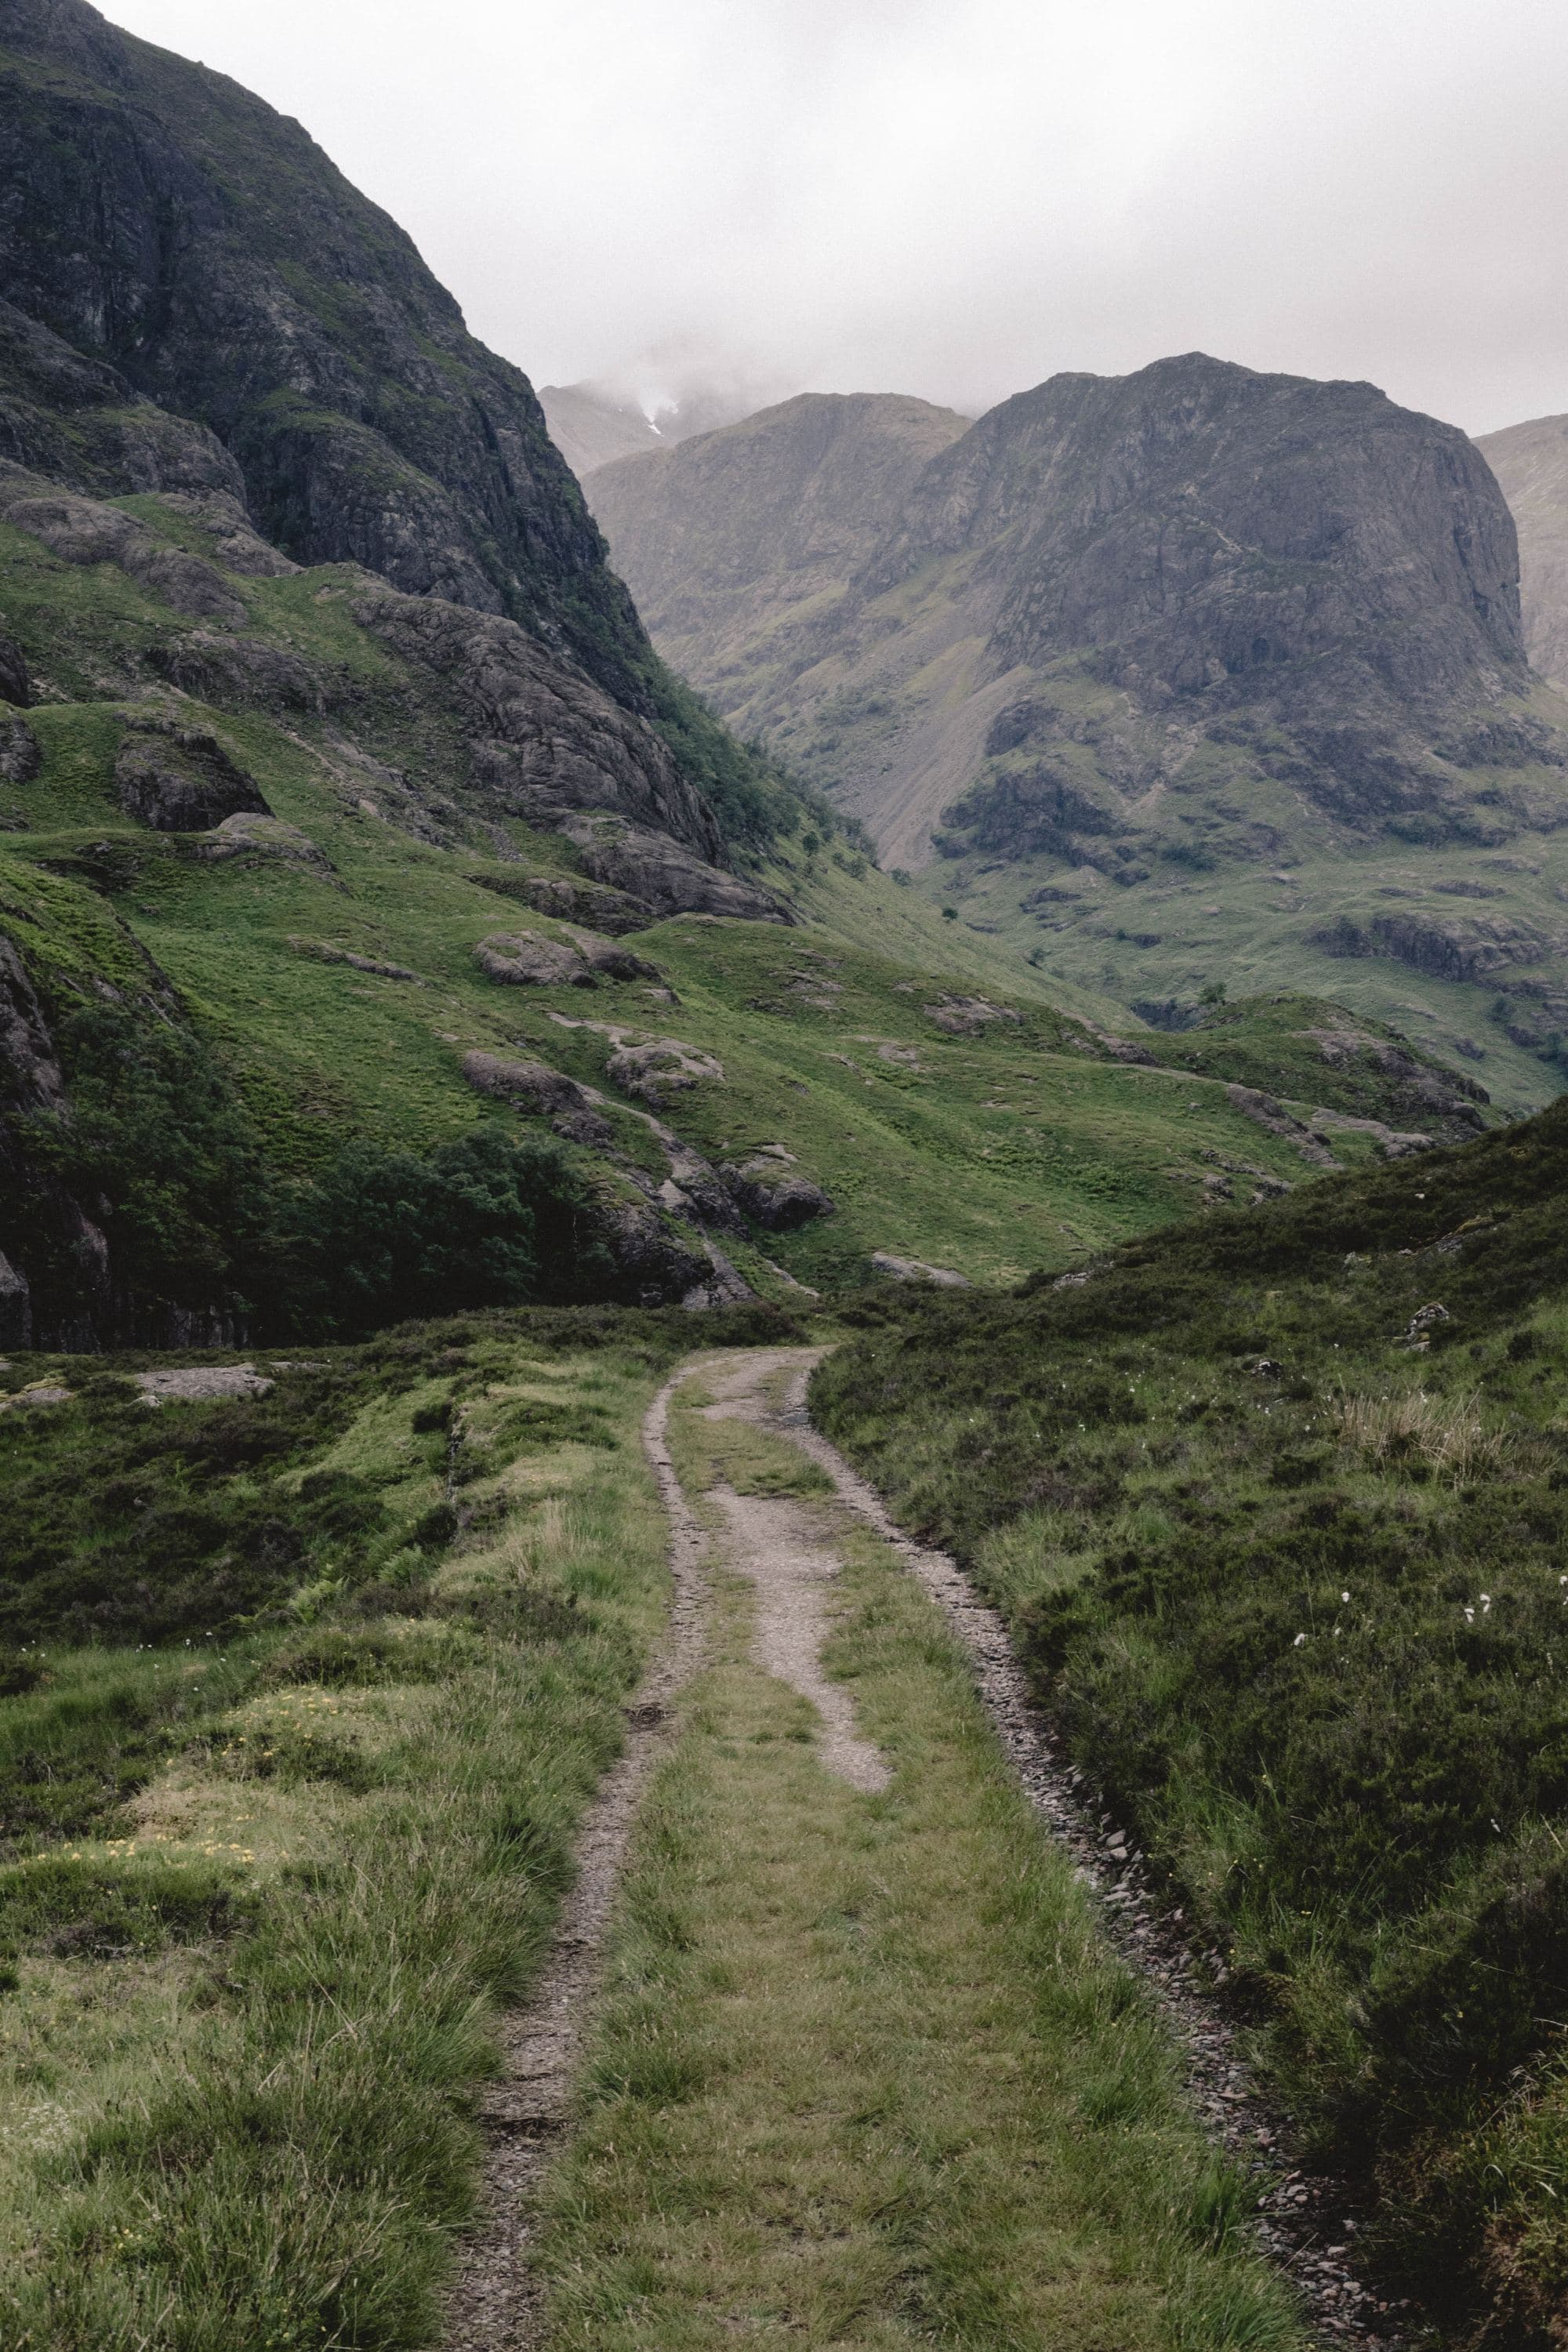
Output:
812,1095,1568,2343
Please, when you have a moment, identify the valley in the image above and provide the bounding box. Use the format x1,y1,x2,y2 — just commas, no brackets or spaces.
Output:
586,367,1568,1109
3,2,1568,2347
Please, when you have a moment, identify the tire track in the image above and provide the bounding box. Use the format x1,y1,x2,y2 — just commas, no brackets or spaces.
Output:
441,1369,710,2349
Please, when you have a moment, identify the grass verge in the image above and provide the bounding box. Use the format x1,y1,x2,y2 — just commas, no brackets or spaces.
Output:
0,1308,757,2350
812,1095,1568,2344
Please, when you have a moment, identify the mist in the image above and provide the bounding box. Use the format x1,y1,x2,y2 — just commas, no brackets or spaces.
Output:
100,0,1568,436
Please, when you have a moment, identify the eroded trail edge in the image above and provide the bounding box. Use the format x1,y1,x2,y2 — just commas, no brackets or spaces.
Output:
762,1352,1400,2352
441,1373,710,2350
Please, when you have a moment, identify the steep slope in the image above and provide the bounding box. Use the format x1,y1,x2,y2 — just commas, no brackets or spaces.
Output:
594,357,1568,1105
1479,410,1568,687
587,390,970,693
0,15,1497,1349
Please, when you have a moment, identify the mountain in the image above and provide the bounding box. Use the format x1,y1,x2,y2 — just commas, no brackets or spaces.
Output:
588,390,971,685
539,383,665,478
1478,411,1568,688
541,375,792,486
590,356,1568,1105
0,10,1495,1353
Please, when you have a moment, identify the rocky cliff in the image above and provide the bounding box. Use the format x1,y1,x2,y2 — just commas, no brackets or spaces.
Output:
1479,412,1568,689
591,355,1568,1091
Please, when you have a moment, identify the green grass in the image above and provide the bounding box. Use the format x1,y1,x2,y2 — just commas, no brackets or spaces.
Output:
0,488,1500,1330
0,1306,781,2348
813,1094,1568,2344
534,1374,1303,2351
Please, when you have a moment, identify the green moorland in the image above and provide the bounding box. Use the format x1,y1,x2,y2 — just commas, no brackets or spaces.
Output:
0,477,1501,1328
921,677,1568,1119
0,1301,786,2348
813,1094,1568,2346
534,1367,1303,2351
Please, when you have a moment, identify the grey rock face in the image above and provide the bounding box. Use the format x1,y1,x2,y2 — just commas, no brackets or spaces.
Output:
722,1157,836,1231
187,814,329,869
0,471,247,622
1478,412,1568,688
0,1248,31,1348
565,818,791,924
476,871,655,937
355,592,724,862
0,714,39,782
0,631,30,707
0,3,657,707
606,1036,724,1106
474,931,600,989
148,633,325,711
114,724,270,832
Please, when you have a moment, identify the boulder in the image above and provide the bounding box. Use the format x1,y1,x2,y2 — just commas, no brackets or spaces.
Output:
923,994,1022,1036
115,723,270,832
564,818,792,924
722,1156,836,1231
187,814,329,868
871,1251,970,1287
462,1051,586,1116
474,930,597,989
477,870,655,935
607,1036,724,1106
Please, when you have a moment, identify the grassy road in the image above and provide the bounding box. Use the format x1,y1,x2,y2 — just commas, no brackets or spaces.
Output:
533,1353,1302,2350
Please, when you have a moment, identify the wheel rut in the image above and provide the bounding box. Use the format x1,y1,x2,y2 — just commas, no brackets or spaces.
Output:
441,1370,710,2350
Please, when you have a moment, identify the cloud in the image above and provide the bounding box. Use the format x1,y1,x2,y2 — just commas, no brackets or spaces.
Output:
103,0,1568,434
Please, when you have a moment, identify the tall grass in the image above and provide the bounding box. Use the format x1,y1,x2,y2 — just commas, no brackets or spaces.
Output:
535,1391,1303,2350
0,1307,764,2348
813,1094,1568,2343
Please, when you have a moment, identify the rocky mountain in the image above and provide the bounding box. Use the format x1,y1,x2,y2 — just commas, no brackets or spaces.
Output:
0,9,1502,1354
1479,411,1568,688
588,392,970,688
590,356,1568,1100
541,376,789,486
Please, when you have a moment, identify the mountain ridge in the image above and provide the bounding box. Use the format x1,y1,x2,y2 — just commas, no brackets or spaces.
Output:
588,356,1568,1103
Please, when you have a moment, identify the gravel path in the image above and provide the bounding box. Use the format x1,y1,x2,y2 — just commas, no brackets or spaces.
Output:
443,1345,1403,2348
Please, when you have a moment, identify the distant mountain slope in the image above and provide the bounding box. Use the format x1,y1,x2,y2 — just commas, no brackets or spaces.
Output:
1479,411,1568,687
588,391,970,684
539,383,664,479
592,354,1568,1102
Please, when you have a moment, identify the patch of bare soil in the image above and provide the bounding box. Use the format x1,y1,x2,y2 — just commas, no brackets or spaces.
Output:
713,1485,891,1794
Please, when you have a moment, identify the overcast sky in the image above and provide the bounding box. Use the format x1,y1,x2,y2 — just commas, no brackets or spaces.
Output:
103,0,1568,436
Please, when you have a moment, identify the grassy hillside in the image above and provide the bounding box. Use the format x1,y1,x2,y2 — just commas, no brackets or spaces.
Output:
814,1094,1568,2344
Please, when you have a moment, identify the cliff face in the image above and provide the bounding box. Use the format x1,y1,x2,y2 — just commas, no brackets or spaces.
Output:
590,355,1568,1088
0,0,653,707
1479,412,1568,690
597,355,1547,862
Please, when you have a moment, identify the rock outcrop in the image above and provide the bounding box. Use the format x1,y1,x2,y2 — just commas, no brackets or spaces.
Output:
114,723,270,832
0,715,39,783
